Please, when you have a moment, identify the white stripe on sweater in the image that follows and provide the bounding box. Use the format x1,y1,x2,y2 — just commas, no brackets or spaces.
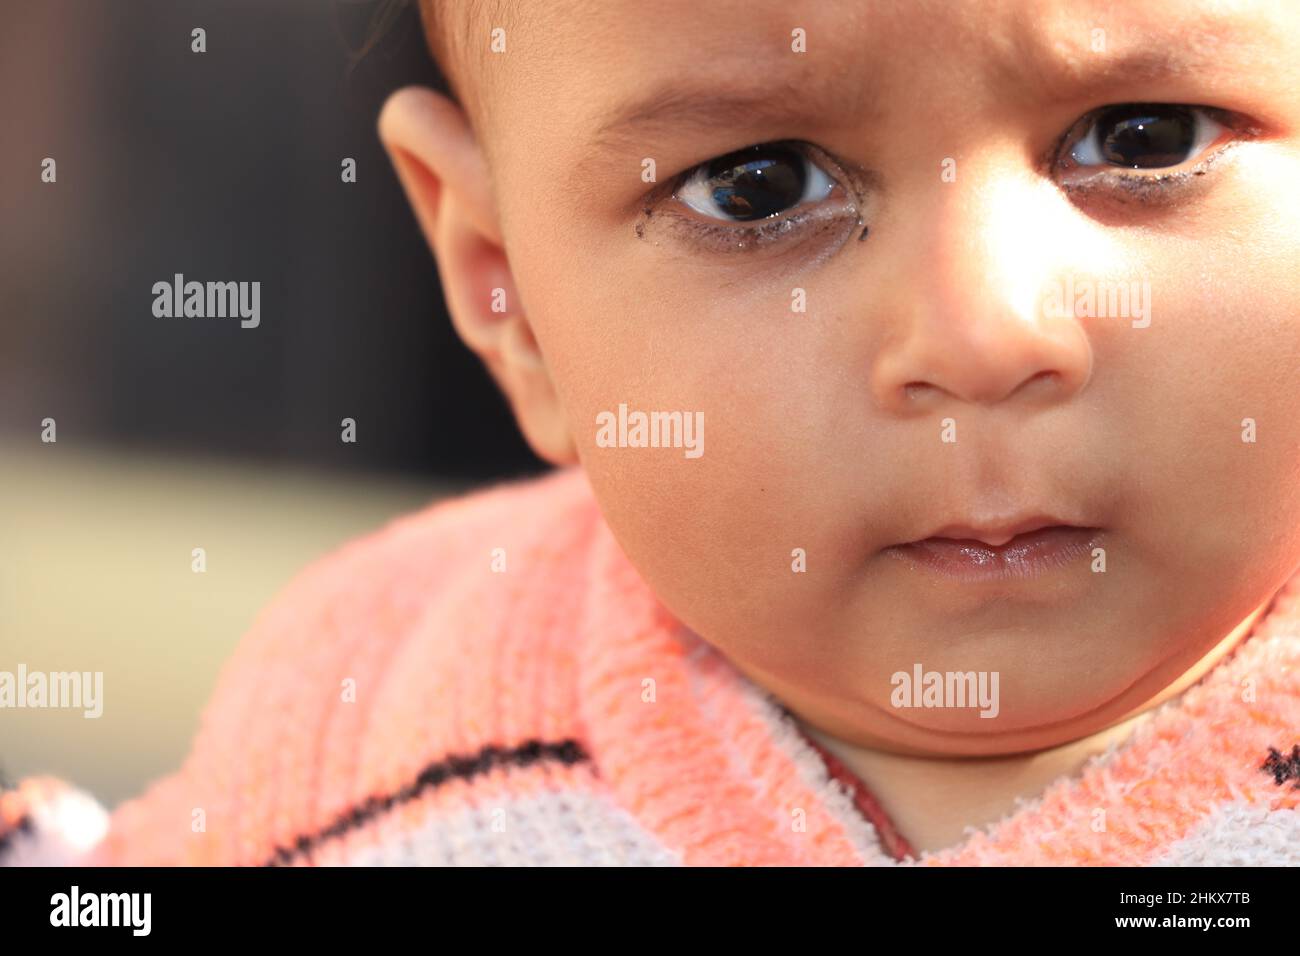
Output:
1151,800,1300,867
322,789,682,866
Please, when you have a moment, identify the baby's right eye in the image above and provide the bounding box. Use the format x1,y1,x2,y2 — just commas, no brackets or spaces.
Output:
674,142,839,223
639,140,867,259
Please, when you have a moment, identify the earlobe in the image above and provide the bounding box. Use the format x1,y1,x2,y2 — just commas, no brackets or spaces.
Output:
501,320,580,466
378,85,578,469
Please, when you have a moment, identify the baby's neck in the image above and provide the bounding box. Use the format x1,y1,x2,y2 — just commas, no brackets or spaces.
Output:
797,602,1269,856
803,715,1146,854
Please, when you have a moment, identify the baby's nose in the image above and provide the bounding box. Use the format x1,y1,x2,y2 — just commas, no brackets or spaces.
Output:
867,165,1097,415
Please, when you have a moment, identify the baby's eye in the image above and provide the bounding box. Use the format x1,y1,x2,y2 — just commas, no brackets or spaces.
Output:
675,142,839,223
1067,104,1228,170
1053,102,1253,202
639,140,865,258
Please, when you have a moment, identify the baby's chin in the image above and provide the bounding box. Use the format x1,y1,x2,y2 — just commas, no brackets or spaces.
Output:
862,665,1142,742
761,590,1271,756
722,597,1215,754
770,686,1133,763
836,566,1192,735
818,666,1150,753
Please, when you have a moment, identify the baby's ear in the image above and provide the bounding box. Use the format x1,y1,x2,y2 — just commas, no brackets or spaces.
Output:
377,86,577,466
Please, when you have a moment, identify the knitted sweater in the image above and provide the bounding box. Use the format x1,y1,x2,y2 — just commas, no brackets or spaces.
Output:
4,466,1300,866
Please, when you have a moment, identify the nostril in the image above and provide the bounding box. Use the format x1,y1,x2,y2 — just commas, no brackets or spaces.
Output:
1018,369,1056,389
902,382,931,402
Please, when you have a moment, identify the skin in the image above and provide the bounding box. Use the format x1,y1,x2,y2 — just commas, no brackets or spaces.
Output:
380,0,1300,853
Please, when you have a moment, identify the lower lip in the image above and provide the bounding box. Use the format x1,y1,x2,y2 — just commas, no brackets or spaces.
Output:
883,527,1102,581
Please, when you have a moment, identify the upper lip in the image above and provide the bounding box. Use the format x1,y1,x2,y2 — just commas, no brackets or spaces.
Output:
901,515,1090,548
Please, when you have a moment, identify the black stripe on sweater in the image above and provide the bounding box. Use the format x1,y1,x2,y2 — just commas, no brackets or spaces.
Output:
263,738,589,866
1261,744,1300,788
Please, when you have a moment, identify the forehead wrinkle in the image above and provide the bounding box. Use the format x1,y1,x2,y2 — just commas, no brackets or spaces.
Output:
993,0,1283,106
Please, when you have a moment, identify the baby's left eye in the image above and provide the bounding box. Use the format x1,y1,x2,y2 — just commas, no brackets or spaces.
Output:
675,142,838,223
1066,103,1230,171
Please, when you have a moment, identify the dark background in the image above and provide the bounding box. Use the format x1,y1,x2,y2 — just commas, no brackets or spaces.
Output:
0,0,545,481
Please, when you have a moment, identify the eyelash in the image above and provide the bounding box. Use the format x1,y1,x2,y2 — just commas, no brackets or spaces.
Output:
643,104,1256,254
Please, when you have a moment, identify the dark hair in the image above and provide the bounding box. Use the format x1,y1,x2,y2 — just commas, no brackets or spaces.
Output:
339,0,453,100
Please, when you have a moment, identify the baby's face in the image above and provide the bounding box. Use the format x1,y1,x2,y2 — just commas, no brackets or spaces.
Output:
469,0,1300,753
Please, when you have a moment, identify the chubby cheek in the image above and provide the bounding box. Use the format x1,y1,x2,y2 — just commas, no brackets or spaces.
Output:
1130,243,1300,593
533,270,864,656
1197,157,1300,575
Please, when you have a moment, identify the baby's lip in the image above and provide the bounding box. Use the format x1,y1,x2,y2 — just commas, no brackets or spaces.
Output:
897,514,1088,548
882,524,1104,583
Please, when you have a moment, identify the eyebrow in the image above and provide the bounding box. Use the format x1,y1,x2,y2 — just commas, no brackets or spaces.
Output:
585,72,877,162
1017,47,1249,108
1007,10,1280,106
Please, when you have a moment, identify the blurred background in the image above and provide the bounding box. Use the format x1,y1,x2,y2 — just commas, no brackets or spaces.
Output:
0,0,545,807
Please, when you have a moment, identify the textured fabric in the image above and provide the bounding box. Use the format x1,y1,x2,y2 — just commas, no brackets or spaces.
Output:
4,465,1300,866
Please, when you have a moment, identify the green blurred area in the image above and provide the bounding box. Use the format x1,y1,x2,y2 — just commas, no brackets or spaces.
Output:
0,441,454,808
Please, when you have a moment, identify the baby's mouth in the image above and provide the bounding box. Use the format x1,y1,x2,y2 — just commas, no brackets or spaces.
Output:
883,519,1104,581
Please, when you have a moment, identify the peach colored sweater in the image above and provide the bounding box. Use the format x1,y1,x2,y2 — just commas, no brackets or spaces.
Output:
4,466,1300,866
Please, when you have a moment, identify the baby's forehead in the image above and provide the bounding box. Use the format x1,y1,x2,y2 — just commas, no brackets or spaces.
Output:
456,0,1277,97
460,0,1280,129
457,0,1272,47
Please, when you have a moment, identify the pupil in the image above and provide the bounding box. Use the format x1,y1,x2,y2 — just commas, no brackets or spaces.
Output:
1096,105,1196,168
706,145,806,221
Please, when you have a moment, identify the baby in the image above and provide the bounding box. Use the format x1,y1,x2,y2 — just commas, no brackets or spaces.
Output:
5,0,1300,866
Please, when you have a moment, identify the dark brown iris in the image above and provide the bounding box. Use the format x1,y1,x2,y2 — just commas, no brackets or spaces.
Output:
1094,104,1197,169
703,144,807,221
